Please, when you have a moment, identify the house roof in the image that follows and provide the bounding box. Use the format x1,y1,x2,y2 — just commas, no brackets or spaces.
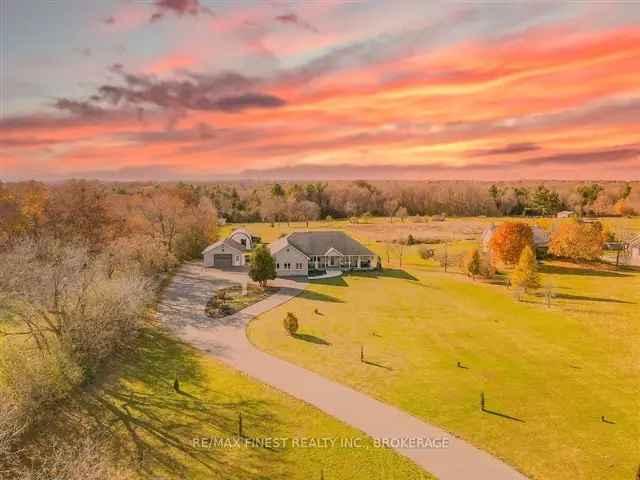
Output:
283,231,374,257
229,228,253,238
202,238,245,255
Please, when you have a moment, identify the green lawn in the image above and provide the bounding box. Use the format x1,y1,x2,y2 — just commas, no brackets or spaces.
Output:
246,219,640,480
31,325,430,480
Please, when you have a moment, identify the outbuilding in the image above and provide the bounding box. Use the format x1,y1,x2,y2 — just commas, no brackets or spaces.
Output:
203,239,246,268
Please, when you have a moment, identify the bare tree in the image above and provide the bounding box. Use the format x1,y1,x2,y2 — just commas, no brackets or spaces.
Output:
298,200,320,228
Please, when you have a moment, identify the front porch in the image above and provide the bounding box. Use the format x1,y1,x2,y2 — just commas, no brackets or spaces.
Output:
309,254,374,271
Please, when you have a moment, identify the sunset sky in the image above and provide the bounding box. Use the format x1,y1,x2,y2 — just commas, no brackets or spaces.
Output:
1,0,640,181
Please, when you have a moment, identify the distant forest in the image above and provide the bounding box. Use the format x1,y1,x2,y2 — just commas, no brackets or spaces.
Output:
2,181,638,239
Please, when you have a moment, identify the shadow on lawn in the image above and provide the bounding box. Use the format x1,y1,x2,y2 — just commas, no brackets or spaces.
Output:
348,268,419,281
293,332,331,345
31,327,292,480
300,290,344,303
554,293,635,304
540,264,629,278
482,408,525,423
362,359,393,371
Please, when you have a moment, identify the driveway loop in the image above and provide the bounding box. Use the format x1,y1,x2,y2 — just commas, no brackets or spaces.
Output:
159,262,528,480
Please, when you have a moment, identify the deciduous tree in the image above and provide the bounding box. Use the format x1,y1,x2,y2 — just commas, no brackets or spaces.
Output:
490,222,534,265
548,219,605,261
510,245,540,293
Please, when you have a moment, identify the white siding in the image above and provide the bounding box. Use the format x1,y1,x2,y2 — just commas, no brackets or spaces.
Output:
274,246,308,276
203,243,245,267
229,232,252,249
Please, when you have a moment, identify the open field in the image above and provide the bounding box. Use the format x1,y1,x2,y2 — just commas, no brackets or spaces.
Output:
245,217,640,480
19,325,429,480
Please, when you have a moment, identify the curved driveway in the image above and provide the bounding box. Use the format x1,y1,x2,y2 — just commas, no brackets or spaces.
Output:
158,262,528,480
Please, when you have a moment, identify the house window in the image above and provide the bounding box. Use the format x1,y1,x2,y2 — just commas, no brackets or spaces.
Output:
276,263,280,269
284,262,291,269
296,263,303,270
235,255,240,264
240,238,247,247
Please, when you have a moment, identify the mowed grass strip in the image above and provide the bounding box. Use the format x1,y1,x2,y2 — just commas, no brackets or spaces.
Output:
39,326,431,480
248,260,640,480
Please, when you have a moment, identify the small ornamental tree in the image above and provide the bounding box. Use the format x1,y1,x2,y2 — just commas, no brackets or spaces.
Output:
283,312,299,335
249,244,276,288
463,248,481,280
510,245,540,293
548,219,606,261
490,222,534,265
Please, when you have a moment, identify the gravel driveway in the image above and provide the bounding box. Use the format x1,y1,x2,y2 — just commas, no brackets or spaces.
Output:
158,262,528,480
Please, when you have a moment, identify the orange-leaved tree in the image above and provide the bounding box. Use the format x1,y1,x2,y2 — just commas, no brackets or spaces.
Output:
489,222,534,265
548,219,606,261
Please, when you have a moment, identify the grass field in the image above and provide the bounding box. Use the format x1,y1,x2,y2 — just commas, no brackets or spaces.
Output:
27,325,430,480
244,217,640,480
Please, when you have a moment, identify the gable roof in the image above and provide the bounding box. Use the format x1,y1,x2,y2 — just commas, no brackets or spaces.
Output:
202,238,245,255
229,228,253,238
285,231,374,257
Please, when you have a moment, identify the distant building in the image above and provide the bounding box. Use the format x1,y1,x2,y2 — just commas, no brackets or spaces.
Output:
557,211,575,218
630,235,640,266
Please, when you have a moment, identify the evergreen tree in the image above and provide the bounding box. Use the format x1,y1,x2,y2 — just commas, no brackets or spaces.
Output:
463,248,481,280
249,244,276,288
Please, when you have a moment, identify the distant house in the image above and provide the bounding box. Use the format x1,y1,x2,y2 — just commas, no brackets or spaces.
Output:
202,228,260,268
630,235,640,266
268,231,376,277
482,224,550,253
557,211,575,218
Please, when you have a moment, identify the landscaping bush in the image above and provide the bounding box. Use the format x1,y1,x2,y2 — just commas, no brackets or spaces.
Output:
418,245,435,260
283,312,299,336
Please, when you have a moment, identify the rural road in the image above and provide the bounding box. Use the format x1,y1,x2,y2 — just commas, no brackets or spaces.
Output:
158,262,528,480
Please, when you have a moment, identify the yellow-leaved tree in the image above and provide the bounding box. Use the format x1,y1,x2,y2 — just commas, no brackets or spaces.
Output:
511,245,540,293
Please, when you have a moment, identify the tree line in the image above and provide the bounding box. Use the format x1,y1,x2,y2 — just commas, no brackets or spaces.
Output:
203,180,637,223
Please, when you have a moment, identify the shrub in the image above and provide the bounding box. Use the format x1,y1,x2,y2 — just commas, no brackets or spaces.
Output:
490,222,534,265
463,248,481,279
418,245,434,260
510,245,540,293
548,219,605,261
283,312,299,335
478,252,497,279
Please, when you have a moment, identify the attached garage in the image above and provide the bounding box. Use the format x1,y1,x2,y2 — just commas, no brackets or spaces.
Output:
213,253,233,268
202,239,246,268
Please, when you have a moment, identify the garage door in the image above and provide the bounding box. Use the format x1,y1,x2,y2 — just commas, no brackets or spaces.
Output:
213,254,233,268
